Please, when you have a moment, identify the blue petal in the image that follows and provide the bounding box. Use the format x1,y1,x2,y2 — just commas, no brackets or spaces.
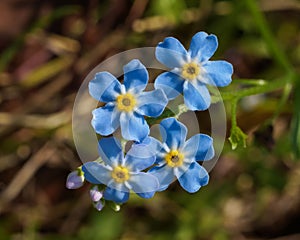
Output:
173,161,193,179
202,60,233,87
139,136,164,153
103,187,129,203
125,144,155,171
160,117,187,149
149,165,174,190
98,137,123,166
107,182,128,192
89,72,121,102
155,37,188,68
154,72,184,100
177,162,209,193
138,137,166,164
91,105,120,136
120,112,149,142
82,162,111,185
129,172,159,194
189,32,218,62
136,89,168,117
183,134,214,161
136,191,156,199
183,80,210,111
123,59,149,92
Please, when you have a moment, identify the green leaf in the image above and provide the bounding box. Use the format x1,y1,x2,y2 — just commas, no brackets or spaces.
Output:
145,103,188,126
228,126,247,150
145,108,175,125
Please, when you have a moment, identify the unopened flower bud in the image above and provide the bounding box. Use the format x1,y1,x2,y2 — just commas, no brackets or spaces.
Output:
89,186,103,202
94,201,104,211
66,170,84,189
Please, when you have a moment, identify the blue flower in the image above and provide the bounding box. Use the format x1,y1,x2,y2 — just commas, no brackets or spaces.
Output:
155,31,233,110
89,59,168,142
147,117,214,193
82,137,159,203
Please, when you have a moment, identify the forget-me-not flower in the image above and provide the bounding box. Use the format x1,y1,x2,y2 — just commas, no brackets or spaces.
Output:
82,137,159,203
147,117,214,193
89,59,168,142
154,31,233,111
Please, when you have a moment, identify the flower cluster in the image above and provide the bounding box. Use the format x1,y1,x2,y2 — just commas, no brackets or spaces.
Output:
67,31,233,211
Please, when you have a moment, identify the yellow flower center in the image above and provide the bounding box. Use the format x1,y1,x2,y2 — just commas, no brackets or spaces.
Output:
111,166,130,183
181,62,200,80
165,150,184,167
116,93,136,112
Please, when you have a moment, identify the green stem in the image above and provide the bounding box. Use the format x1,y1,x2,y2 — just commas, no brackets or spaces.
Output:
174,104,189,119
244,0,296,120
220,73,296,101
226,0,297,149
228,97,247,149
233,79,267,86
230,98,238,128
244,0,293,73
273,82,293,120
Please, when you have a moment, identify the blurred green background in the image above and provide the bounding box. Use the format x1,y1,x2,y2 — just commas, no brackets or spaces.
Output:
0,0,299,239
